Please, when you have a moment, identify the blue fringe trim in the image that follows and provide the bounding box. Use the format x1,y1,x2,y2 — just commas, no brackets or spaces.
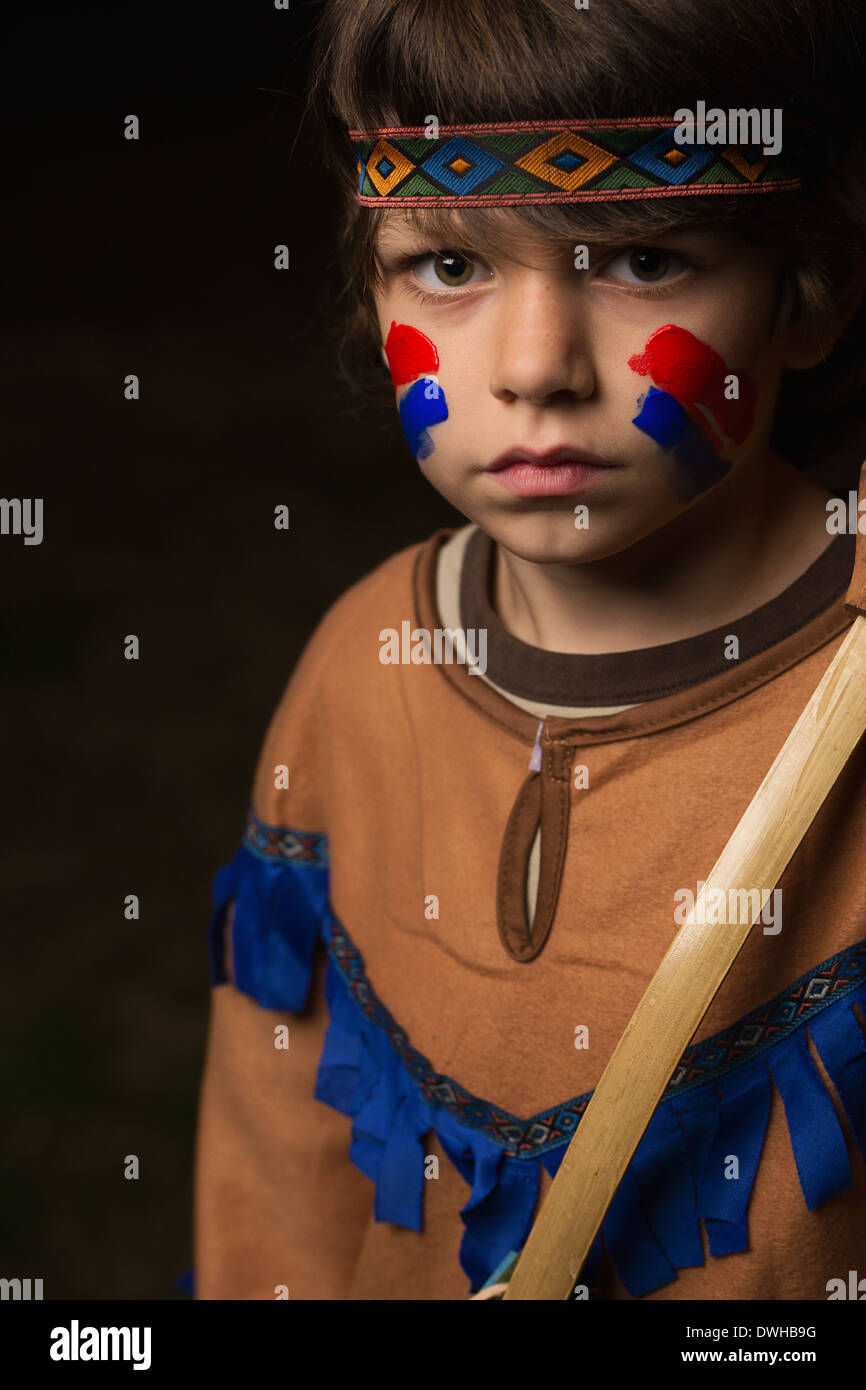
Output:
208,828,866,1298
208,817,329,1011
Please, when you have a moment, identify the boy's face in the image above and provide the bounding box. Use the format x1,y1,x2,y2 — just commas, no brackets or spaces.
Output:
372,210,810,563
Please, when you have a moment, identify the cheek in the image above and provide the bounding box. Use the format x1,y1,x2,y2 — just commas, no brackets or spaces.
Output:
384,320,439,384
628,323,757,443
384,320,450,462
627,323,758,502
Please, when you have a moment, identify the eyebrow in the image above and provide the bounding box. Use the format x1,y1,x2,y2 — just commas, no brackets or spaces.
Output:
374,217,572,266
377,219,732,255
375,212,469,248
372,227,640,271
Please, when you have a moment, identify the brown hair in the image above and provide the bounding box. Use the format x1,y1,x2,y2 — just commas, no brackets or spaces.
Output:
306,0,866,479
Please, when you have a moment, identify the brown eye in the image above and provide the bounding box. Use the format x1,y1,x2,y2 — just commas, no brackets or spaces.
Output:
433,251,475,286
629,248,671,281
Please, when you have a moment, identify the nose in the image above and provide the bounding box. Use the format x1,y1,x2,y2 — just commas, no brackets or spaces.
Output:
489,272,595,406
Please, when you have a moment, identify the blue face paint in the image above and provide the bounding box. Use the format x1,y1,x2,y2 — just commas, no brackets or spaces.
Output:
397,376,449,462
632,388,731,502
384,323,450,461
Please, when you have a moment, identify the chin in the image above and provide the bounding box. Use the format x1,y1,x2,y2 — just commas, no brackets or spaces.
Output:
480,511,631,566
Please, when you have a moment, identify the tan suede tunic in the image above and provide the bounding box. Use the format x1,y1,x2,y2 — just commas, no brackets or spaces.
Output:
194,521,866,1300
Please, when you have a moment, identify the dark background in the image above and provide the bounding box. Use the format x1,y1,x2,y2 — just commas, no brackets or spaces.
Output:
4,2,866,1303
2,0,457,1297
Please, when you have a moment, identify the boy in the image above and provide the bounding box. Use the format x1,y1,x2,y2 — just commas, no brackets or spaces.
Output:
194,0,866,1298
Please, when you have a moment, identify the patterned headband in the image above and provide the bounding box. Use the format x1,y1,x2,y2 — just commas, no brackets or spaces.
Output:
349,117,806,205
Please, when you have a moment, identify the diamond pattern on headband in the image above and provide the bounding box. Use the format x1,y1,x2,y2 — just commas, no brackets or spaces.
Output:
350,122,803,204
515,130,618,190
721,146,770,182
418,135,507,193
627,130,715,184
366,138,416,196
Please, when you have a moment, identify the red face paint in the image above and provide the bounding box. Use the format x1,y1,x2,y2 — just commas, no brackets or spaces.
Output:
384,321,440,392
382,321,449,460
628,325,756,446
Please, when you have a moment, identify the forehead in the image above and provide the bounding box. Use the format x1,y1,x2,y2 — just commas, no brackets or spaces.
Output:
374,207,570,259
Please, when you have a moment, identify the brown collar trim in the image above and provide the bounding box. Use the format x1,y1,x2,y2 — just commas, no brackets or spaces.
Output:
413,527,857,746
460,526,856,706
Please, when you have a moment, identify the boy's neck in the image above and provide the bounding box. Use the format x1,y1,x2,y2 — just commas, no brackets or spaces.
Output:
492,453,836,655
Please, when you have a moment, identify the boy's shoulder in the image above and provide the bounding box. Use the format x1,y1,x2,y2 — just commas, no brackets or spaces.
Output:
249,526,461,825
271,526,461,715
309,525,454,655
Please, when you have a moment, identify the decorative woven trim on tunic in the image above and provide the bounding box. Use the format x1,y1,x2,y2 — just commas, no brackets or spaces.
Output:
242,802,329,867
207,818,866,1298
348,119,803,206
